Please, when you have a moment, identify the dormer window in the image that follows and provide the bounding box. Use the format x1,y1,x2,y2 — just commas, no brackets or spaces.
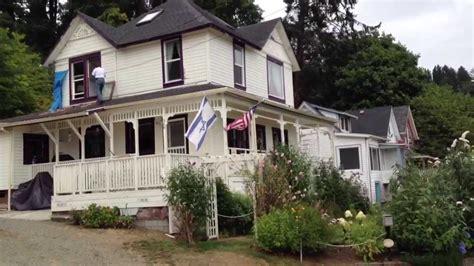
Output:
339,116,351,132
162,37,183,87
267,56,285,102
69,52,101,104
233,42,245,89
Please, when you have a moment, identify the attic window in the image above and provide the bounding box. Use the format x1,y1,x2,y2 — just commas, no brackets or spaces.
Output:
136,10,163,26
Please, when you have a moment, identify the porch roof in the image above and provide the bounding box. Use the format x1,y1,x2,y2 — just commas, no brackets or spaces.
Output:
0,83,336,128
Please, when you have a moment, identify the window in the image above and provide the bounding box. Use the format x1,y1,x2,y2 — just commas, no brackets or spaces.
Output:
136,10,163,26
162,37,183,86
267,57,284,102
338,147,360,170
272,127,289,147
370,147,381,170
168,115,188,154
256,124,266,152
125,118,156,155
375,182,382,203
227,119,249,153
85,126,105,159
23,134,49,165
233,43,245,88
69,53,101,104
339,116,351,132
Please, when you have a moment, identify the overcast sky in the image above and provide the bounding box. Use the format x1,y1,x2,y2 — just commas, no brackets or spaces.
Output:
256,0,474,71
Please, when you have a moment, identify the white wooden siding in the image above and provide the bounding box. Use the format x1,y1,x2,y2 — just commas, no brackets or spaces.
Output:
183,31,209,85
209,30,234,87
245,46,268,99
0,132,11,190
300,128,334,162
115,40,162,97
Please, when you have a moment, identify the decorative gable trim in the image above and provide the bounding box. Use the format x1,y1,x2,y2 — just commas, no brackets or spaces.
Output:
71,22,95,40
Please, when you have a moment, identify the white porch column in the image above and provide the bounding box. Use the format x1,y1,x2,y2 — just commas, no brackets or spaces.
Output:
295,119,301,146
251,115,257,153
109,115,114,158
79,119,85,194
220,96,228,155
162,114,170,170
134,112,139,191
279,115,286,146
55,124,59,164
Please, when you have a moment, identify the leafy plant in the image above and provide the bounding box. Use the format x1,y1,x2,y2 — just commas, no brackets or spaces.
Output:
256,204,329,253
349,215,384,261
312,161,369,216
389,163,466,253
165,164,213,245
246,145,313,216
216,177,253,236
80,204,134,229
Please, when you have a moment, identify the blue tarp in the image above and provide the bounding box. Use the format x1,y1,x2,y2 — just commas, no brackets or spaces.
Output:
49,71,68,112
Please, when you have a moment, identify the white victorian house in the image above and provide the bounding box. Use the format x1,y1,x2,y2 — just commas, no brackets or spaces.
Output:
0,0,335,232
299,102,419,204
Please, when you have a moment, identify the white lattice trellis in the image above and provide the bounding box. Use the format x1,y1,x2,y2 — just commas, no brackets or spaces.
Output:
206,175,219,240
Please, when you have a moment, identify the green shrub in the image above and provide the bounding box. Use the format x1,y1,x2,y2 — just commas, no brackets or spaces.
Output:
165,164,213,244
256,204,329,253
389,163,466,253
349,215,385,261
216,178,253,236
312,161,369,216
80,204,134,229
71,209,83,225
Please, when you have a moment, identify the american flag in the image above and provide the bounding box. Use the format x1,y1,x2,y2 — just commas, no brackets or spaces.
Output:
225,106,257,131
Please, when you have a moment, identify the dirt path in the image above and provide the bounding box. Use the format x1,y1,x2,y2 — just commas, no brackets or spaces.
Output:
0,218,149,265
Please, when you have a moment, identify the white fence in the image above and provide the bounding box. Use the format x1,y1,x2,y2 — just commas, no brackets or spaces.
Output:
31,162,55,179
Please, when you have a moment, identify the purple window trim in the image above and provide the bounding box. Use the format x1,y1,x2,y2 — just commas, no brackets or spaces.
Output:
69,52,101,105
233,40,246,90
266,56,286,104
161,36,184,88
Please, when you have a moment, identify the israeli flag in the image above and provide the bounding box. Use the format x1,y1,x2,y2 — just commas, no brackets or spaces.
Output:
185,97,217,151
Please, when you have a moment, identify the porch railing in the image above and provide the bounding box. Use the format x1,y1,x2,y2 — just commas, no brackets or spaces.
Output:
54,154,170,195
31,162,55,178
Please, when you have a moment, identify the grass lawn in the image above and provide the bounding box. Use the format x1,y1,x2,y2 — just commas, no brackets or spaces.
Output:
126,235,408,265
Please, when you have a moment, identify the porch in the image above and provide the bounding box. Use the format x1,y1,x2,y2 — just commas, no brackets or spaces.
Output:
4,88,332,212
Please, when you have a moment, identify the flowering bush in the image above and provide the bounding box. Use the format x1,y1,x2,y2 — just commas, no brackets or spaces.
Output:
165,164,213,244
248,145,313,216
256,204,330,253
311,161,369,216
332,209,384,261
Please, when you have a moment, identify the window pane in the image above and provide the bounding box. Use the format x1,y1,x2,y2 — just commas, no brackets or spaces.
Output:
73,62,85,98
88,57,100,97
23,134,49,165
73,62,84,77
166,40,181,61
339,147,360,170
268,60,284,98
169,120,185,147
85,126,105,159
234,66,243,85
167,61,182,81
370,148,381,170
234,47,243,65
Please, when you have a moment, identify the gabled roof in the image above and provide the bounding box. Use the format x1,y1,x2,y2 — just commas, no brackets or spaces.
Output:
393,106,409,133
347,106,393,137
46,0,299,68
299,101,358,119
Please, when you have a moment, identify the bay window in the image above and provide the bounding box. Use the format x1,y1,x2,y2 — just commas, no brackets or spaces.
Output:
267,57,285,102
233,43,245,89
162,37,183,87
69,53,101,104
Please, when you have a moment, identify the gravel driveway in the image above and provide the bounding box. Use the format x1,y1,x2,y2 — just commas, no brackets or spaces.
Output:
0,218,149,265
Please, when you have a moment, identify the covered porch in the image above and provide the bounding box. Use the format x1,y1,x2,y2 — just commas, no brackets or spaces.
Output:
2,87,334,212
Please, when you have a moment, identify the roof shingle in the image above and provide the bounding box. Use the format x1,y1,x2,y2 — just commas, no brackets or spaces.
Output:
347,106,393,137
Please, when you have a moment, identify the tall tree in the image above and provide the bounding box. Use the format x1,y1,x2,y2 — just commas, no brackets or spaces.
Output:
457,66,473,95
329,34,429,110
0,1,25,31
411,84,474,158
23,0,60,58
283,0,380,106
194,0,262,27
0,28,51,119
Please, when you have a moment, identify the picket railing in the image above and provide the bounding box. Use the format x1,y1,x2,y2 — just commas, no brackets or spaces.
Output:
31,162,55,179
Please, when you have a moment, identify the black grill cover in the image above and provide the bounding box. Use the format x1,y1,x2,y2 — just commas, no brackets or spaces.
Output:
12,172,53,211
